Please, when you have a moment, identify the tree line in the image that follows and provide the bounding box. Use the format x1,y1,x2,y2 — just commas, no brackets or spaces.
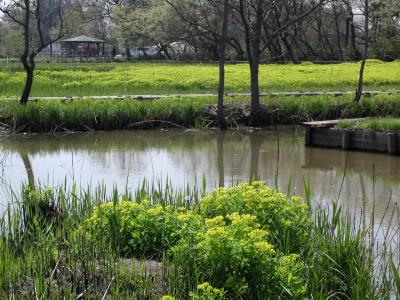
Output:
1,0,399,62
0,0,398,124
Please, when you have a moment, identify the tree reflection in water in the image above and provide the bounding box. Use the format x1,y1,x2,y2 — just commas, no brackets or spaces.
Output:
249,133,263,182
20,151,35,190
217,134,225,188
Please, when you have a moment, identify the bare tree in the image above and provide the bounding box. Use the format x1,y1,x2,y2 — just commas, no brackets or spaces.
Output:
165,0,245,60
355,0,369,102
343,0,361,60
0,0,65,105
233,0,329,120
166,0,233,125
217,0,229,129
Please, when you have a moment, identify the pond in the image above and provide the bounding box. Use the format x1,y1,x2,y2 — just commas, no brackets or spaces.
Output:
0,127,399,232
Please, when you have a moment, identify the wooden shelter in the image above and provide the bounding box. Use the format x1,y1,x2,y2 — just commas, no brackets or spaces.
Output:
60,35,106,60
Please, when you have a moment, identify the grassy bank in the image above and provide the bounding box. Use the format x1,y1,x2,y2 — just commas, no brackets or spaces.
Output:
337,118,400,131
1,94,400,132
0,60,399,97
0,180,397,299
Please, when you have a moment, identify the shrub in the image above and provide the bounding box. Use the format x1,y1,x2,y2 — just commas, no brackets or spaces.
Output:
79,200,203,259
171,213,307,299
199,181,312,253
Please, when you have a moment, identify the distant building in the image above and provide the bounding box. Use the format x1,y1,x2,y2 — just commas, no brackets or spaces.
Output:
60,35,106,58
129,46,159,57
39,35,107,61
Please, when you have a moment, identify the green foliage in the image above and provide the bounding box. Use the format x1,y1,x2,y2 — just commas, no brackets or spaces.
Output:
199,181,312,253
80,200,203,259
80,182,311,298
371,36,400,60
171,213,307,299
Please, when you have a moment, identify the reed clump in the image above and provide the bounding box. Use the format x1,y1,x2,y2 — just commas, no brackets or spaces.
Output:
1,94,400,132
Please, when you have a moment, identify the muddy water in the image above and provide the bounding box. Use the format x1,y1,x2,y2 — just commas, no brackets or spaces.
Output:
0,128,399,230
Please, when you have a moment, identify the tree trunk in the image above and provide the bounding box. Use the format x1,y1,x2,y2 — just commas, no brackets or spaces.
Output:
249,0,264,117
19,0,32,105
333,4,344,61
217,0,229,129
350,19,361,60
355,0,369,103
125,46,131,61
345,2,361,60
250,56,260,113
20,67,34,105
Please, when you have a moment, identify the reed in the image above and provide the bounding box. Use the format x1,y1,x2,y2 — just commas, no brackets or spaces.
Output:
1,94,400,132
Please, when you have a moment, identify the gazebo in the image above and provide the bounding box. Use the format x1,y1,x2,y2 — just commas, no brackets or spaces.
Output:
60,35,106,60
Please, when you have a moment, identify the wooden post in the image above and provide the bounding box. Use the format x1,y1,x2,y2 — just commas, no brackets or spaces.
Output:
305,127,312,146
342,130,351,150
387,133,397,154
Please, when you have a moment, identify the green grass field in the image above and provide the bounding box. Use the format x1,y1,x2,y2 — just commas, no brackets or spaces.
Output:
0,60,399,97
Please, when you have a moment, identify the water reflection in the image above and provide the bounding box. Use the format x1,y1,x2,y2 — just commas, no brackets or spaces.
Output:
20,151,35,190
217,134,224,187
249,133,263,182
0,128,399,228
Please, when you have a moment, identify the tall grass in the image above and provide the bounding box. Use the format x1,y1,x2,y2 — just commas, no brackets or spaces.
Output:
1,94,400,132
0,61,399,97
337,118,400,131
0,179,204,299
0,179,398,298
